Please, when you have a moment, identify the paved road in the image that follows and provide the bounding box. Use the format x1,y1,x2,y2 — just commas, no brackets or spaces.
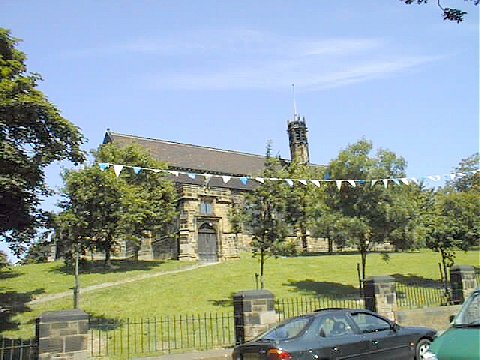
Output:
134,348,232,360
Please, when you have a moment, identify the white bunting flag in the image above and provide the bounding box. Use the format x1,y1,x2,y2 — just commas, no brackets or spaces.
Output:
383,179,389,188
286,179,294,187
400,178,409,185
169,171,179,177
347,180,356,187
113,165,124,177
371,179,378,187
336,180,343,190
311,180,320,187
222,176,231,184
255,177,264,184
428,175,441,181
299,180,307,186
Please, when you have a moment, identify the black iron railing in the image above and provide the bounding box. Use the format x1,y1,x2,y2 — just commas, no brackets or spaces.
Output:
90,312,235,358
0,337,36,360
396,282,450,308
275,296,365,320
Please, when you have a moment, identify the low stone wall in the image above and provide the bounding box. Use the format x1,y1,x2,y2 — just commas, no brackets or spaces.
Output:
37,309,89,360
233,290,277,344
395,305,461,332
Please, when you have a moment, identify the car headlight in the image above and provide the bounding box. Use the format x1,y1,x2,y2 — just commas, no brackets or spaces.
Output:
422,350,439,360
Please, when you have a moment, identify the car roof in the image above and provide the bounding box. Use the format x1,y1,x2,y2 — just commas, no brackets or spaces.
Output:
313,308,372,315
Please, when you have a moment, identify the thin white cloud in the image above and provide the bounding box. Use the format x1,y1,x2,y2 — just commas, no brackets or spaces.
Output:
147,55,440,91
62,28,440,91
61,28,382,58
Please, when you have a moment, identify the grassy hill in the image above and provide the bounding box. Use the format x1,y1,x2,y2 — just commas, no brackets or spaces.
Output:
1,250,479,338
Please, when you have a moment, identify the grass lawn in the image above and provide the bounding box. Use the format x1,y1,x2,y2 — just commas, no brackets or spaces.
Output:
1,250,479,338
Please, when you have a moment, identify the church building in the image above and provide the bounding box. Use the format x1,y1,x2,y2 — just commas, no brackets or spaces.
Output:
102,114,319,262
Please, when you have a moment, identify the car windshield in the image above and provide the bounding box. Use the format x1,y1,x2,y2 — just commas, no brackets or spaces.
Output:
259,316,312,341
453,291,480,326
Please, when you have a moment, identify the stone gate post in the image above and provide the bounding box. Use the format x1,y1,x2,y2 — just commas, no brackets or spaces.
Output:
233,290,277,345
37,309,89,360
363,275,397,321
450,265,478,304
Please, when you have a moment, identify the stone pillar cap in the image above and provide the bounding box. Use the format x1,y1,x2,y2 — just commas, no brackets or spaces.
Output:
364,275,395,283
234,289,274,299
39,309,88,322
450,265,475,271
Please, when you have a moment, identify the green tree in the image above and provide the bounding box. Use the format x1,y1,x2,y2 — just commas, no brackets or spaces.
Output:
228,194,247,251
0,29,85,254
21,241,52,264
244,144,289,288
445,153,479,192
60,166,125,267
95,144,178,260
325,139,416,281
285,162,324,252
310,207,342,253
0,250,10,269
426,154,480,290
400,0,479,23
57,144,177,266
381,184,430,251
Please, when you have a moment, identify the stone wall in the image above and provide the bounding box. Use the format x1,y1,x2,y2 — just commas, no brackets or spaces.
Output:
450,265,478,304
395,305,461,332
364,276,397,321
37,309,89,360
233,290,278,344
176,184,245,261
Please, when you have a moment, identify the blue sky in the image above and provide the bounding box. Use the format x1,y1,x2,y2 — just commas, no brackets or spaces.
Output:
1,1,478,260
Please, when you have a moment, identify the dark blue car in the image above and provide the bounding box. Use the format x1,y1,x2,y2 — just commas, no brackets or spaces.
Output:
232,308,436,360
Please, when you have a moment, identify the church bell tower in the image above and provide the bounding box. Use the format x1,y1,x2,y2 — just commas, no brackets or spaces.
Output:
288,114,310,165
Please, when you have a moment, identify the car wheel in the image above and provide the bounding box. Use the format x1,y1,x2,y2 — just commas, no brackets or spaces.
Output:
415,338,431,360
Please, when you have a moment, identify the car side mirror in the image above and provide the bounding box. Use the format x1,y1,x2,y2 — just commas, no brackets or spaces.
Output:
391,323,400,332
449,315,455,323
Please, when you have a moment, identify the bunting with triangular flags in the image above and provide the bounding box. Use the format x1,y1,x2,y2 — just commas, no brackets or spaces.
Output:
93,163,478,191
99,163,110,171
113,165,124,177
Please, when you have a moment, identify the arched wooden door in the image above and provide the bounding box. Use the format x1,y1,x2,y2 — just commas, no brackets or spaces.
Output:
197,223,218,262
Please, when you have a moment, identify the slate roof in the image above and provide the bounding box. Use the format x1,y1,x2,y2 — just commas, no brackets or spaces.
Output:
103,131,271,190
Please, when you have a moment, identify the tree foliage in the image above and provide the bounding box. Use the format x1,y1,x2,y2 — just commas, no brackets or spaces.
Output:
0,28,85,254
285,162,325,252
426,154,480,285
243,144,290,288
21,240,53,264
0,250,10,269
445,153,479,192
400,0,479,23
323,139,424,281
56,144,177,266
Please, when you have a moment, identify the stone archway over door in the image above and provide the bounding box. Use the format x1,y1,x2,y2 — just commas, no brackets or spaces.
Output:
197,223,218,262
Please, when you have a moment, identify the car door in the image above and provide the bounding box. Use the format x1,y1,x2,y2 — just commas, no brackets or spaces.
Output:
349,312,410,359
307,313,370,359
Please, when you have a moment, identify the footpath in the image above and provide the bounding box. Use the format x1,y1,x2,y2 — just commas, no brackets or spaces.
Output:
135,348,233,360
29,262,219,305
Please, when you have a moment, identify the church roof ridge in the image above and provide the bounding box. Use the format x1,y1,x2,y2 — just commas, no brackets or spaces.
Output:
106,131,267,161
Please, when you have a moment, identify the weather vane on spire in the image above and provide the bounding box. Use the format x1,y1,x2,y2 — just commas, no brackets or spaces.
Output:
292,83,297,118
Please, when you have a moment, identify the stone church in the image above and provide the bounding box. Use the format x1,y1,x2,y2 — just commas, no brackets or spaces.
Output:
102,113,322,262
